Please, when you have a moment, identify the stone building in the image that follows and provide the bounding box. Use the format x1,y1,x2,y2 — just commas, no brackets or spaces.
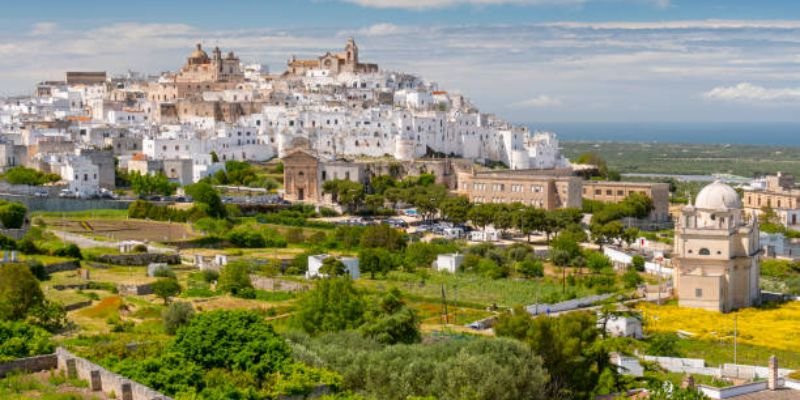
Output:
743,172,800,227
287,38,378,77
454,168,582,210
673,181,761,312
583,181,671,222
282,148,320,202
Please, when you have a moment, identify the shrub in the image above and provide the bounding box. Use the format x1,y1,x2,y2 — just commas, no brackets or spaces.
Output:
517,259,544,278
218,262,253,295
226,225,265,248
0,320,53,361
201,269,220,283
54,243,82,260
0,200,27,229
27,260,48,281
162,302,195,335
632,255,646,272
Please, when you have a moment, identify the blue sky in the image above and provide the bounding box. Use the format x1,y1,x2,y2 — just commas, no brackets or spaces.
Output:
2,0,800,123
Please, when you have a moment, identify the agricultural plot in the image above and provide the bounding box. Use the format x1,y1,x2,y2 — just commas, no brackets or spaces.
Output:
357,271,595,309
638,302,800,353
42,218,197,242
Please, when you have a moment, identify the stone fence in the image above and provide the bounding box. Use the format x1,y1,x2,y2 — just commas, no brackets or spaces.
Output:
95,253,181,266
44,260,81,274
642,355,795,379
0,354,57,378
117,283,154,296
55,347,171,400
250,275,309,292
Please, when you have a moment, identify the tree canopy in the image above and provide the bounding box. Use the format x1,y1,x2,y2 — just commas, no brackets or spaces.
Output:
293,277,366,335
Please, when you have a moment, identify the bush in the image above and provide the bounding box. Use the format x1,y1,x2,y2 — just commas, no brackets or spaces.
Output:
27,260,48,281
171,310,291,376
226,225,265,248
162,302,195,335
632,255,645,272
1,166,59,186
16,238,39,255
201,269,220,283
0,200,27,229
647,333,681,357
517,259,544,278
0,320,53,361
622,269,643,289
53,243,82,260
218,262,253,295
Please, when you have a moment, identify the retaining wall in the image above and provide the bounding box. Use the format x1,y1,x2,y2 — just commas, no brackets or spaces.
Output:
117,283,154,296
698,381,768,399
0,354,57,378
44,260,81,274
55,347,171,400
95,253,181,266
250,275,309,292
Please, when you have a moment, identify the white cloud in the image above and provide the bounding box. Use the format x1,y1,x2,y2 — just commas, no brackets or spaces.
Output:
354,23,408,36
703,83,800,103
30,22,57,36
547,19,800,30
342,0,583,10
510,95,564,108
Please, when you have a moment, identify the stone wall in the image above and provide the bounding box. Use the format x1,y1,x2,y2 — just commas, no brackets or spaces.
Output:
0,354,57,378
55,347,171,400
64,300,93,312
249,275,309,292
0,194,131,212
117,283,154,296
95,253,181,266
44,260,81,274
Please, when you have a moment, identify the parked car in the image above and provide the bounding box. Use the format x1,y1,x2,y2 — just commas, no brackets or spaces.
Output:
33,189,48,198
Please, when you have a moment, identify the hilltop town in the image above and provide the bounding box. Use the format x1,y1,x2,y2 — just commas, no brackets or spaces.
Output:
1,39,800,400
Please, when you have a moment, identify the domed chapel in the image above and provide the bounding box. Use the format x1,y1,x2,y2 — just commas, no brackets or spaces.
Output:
673,181,761,312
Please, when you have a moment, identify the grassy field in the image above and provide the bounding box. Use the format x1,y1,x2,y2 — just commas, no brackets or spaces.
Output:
0,370,103,400
32,209,129,220
357,271,595,309
638,301,800,355
562,141,800,177
676,338,800,370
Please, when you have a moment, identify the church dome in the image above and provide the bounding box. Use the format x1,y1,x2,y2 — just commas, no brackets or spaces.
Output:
695,180,742,210
190,44,208,60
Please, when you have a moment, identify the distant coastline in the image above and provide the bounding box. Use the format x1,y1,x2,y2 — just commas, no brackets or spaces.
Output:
525,122,800,146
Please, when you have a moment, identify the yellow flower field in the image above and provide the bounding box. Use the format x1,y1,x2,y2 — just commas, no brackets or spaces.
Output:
638,302,800,352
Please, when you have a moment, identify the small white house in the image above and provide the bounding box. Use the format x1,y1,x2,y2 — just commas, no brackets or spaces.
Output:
470,228,499,242
435,253,464,273
598,314,643,339
306,254,360,279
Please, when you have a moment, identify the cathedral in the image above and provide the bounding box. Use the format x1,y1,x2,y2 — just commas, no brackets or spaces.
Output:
673,181,761,312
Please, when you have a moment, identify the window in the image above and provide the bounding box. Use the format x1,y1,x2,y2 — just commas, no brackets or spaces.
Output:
699,248,710,255
595,189,601,195
606,189,612,195
695,288,703,298
617,190,624,195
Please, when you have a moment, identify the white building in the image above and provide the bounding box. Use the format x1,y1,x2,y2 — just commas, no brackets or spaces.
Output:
59,155,100,198
435,253,464,273
598,314,643,339
306,254,360,279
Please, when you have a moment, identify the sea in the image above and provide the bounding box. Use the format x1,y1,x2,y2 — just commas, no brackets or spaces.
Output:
526,122,800,146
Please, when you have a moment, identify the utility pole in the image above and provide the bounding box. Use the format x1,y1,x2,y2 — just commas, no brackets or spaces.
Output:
441,284,449,326
453,284,458,325
734,315,738,365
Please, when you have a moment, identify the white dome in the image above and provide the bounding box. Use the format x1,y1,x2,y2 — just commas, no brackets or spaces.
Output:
694,180,742,210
